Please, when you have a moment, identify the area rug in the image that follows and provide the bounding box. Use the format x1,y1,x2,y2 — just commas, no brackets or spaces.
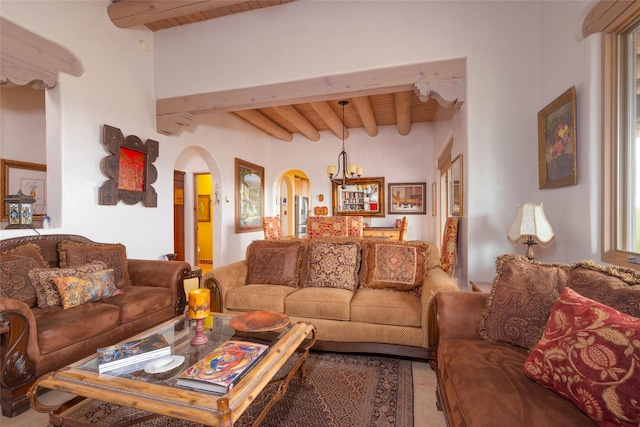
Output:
60,351,413,427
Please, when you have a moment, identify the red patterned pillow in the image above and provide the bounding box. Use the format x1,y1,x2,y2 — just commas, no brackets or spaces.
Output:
524,287,640,426
362,241,429,291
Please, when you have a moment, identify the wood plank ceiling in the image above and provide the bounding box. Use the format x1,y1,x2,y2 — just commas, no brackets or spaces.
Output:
108,0,463,142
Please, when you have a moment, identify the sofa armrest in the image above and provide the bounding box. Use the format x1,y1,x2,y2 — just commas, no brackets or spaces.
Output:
0,298,39,388
420,268,460,356
202,260,248,312
127,259,191,315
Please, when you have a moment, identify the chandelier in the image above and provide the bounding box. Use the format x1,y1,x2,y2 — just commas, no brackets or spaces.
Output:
327,100,362,189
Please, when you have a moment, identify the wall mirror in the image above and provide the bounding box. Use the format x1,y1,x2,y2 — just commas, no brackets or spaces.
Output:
332,177,385,217
449,154,463,216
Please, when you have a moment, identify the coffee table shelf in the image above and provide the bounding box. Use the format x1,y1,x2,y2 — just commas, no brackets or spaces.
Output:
29,314,316,427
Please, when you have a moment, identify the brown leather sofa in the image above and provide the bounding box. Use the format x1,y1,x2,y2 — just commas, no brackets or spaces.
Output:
0,234,191,418
429,254,640,427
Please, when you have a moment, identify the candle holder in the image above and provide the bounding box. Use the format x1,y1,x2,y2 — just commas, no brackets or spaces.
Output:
188,288,210,346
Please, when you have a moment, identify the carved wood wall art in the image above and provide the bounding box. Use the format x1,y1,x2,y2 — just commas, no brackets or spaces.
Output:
99,125,158,207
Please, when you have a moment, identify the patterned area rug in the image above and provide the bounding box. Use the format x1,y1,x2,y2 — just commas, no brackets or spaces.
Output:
60,352,413,427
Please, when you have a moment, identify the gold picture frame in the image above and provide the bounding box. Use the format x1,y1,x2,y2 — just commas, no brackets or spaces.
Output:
332,177,385,217
235,158,264,233
388,182,426,215
1,158,47,221
197,194,210,222
538,86,577,189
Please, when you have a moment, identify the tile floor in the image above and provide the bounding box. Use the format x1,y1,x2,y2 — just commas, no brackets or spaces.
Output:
2,360,446,426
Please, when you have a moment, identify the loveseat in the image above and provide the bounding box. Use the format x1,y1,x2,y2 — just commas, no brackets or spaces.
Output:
0,234,191,418
430,254,640,427
203,237,459,359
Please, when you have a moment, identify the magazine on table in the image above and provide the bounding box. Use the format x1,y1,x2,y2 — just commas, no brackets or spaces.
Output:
97,334,171,373
176,340,269,394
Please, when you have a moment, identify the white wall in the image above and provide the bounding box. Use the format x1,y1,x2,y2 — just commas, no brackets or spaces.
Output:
2,1,601,281
1,86,45,164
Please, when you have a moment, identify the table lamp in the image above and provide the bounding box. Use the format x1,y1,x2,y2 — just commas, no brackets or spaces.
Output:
507,202,554,260
188,288,210,346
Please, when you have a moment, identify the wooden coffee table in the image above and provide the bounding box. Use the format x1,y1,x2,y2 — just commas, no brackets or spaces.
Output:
28,313,316,427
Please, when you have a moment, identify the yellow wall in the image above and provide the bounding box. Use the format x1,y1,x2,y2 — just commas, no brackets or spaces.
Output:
196,174,213,263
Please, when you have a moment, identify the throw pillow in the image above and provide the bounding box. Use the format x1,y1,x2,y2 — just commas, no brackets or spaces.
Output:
361,241,429,292
58,241,129,287
52,269,122,309
524,288,640,427
568,261,640,318
245,240,304,287
478,254,571,350
28,261,108,309
0,244,51,307
304,240,361,291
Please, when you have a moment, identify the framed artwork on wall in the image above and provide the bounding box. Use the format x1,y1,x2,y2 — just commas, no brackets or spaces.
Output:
197,194,211,222
99,124,159,207
332,177,385,217
432,182,437,216
388,182,427,215
449,155,463,217
1,158,47,221
235,158,264,233
538,86,577,189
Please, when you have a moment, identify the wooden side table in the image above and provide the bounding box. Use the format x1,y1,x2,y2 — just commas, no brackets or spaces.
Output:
469,281,492,293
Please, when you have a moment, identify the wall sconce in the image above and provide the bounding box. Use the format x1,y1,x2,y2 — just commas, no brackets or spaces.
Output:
214,191,221,206
4,190,35,229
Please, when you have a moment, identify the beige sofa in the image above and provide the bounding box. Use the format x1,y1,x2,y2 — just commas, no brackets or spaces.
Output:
203,237,459,359
0,234,191,418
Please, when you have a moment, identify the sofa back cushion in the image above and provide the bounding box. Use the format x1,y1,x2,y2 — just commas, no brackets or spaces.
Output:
568,261,640,318
478,254,571,350
524,287,640,427
304,240,361,291
58,241,129,288
0,243,50,307
360,241,430,292
245,240,304,287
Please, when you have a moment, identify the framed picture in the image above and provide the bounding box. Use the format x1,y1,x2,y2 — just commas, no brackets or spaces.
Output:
431,182,437,216
538,86,577,189
1,158,47,221
235,158,264,233
99,124,159,207
332,177,385,217
388,182,427,215
197,194,210,222
449,155,463,216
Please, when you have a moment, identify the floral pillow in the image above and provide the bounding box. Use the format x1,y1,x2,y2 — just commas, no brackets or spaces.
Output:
52,269,122,309
305,240,361,291
28,261,108,309
524,288,640,426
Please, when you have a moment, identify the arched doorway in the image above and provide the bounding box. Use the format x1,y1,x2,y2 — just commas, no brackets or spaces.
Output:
276,170,310,237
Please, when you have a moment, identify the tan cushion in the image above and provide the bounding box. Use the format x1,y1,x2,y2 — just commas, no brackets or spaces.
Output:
28,262,109,309
285,287,353,321
478,254,571,350
225,284,298,313
304,240,361,291
568,260,640,317
351,288,421,327
361,241,429,291
245,240,304,287
58,241,129,288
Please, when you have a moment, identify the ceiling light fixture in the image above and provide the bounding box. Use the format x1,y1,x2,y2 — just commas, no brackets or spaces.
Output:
327,100,363,189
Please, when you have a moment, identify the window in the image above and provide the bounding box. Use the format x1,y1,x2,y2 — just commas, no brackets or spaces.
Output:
601,11,640,269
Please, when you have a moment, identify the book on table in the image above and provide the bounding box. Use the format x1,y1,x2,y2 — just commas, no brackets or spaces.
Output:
176,340,270,394
97,333,171,373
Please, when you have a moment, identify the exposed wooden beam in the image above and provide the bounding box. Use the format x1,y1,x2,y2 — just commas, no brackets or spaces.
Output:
394,92,412,136
351,96,378,137
582,0,640,38
309,101,348,140
108,0,250,29
233,109,293,142
272,105,320,142
156,111,195,136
